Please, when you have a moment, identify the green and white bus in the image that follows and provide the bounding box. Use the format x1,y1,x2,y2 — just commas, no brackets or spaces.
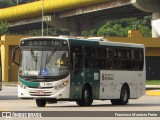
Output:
0,52,2,92
12,36,146,107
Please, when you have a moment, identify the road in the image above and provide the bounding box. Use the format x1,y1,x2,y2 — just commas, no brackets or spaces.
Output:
0,86,160,120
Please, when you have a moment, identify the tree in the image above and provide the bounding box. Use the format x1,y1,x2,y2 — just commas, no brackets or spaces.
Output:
81,16,152,37
81,29,97,37
18,0,35,5
0,0,16,8
0,22,9,36
0,0,35,8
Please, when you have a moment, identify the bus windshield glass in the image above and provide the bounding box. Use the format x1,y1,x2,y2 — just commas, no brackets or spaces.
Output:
19,49,69,78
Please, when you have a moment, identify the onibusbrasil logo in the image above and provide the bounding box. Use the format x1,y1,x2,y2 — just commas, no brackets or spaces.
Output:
2,112,42,119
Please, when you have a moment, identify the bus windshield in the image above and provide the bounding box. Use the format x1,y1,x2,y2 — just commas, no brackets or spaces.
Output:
19,49,69,78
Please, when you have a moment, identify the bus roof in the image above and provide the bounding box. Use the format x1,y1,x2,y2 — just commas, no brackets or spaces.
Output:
99,41,144,48
20,36,144,48
68,38,144,48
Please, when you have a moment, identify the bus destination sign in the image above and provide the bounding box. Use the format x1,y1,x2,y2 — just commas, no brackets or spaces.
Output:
21,39,67,47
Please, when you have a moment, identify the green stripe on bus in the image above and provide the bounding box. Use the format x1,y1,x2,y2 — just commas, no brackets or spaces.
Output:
18,77,39,87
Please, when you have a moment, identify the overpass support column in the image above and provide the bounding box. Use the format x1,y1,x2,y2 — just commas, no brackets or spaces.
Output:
152,12,160,38
44,15,107,36
68,20,81,36
1,37,9,82
69,18,107,36
44,16,81,36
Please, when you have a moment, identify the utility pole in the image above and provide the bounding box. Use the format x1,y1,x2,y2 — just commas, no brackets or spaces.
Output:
17,0,19,5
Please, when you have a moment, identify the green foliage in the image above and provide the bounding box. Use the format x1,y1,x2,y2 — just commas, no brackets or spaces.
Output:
146,80,160,85
0,0,16,8
0,0,35,8
18,0,35,5
12,28,69,36
81,29,97,37
0,22,9,36
82,16,152,37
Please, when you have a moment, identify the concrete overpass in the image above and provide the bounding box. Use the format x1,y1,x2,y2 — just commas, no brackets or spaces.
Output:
131,0,160,37
0,0,159,36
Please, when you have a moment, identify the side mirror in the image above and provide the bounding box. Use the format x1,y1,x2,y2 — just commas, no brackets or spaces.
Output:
12,46,20,66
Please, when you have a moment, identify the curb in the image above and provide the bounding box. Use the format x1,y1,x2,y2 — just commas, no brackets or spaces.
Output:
146,85,160,90
146,85,160,96
2,82,18,86
146,90,160,96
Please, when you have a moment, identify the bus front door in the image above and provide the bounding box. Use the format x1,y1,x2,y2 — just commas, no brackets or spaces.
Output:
70,53,84,99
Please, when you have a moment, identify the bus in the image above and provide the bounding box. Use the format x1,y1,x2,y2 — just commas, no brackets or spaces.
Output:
12,36,146,107
0,51,2,92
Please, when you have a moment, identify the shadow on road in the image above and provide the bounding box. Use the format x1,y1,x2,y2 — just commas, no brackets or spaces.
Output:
0,95,20,100
43,102,160,108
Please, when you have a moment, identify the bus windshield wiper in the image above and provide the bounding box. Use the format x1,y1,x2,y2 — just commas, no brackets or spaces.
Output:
45,49,56,64
30,49,37,62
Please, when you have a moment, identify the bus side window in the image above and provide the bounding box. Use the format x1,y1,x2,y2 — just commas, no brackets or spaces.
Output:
85,47,95,68
131,49,144,70
75,54,82,69
71,45,82,70
95,47,106,69
106,48,113,69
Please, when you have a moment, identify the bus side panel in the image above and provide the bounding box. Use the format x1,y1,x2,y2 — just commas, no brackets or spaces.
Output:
70,68,100,100
85,69,100,99
99,70,145,99
126,71,145,99
0,65,2,91
0,55,2,91
70,69,84,99
100,70,124,99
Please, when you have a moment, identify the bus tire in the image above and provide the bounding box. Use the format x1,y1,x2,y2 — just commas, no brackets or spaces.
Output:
76,100,84,106
111,85,129,105
76,85,93,106
36,99,46,107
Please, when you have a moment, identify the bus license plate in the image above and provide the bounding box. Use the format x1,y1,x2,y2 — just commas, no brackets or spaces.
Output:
40,82,54,87
36,91,45,95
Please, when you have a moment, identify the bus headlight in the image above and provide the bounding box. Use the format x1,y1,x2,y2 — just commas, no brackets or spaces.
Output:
18,82,27,89
63,80,68,86
54,80,68,90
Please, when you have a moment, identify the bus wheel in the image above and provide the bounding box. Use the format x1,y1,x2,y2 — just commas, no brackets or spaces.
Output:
111,85,129,105
76,100,84,106
76,86,93,106
36,99,46,107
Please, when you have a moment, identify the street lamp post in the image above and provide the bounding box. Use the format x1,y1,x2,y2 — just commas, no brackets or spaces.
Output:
42,0,44,36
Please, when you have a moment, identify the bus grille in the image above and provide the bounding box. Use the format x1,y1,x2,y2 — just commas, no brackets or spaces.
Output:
29,92,52,96
28,86,53,89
